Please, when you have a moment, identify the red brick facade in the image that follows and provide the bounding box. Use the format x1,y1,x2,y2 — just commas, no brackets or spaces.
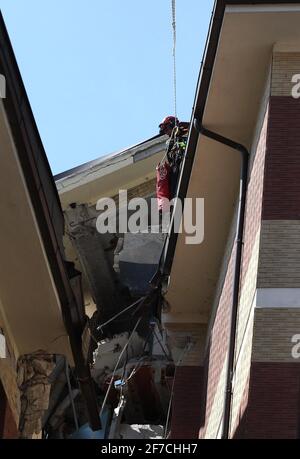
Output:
233,94,300,438
197,106,268,438
170,366,204,439
197,94,300,438
263,97,300,220
234,363,300,439
167,105,268,439
169,60,300,439
198,248,235,438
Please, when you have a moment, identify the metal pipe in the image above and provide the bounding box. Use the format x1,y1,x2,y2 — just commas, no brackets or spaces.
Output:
194,119,249,439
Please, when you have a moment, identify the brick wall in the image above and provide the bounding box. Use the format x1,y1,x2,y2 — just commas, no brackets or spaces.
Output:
237,50,300,439
229,105,269,434
198,246,235,438
258,221,300,287
199,91,269,440
262,97,300,220
112,178,156,204
272,52,300,97
170,50,300,440
252,308,300,362
164,323,207,438
170,366,204,439
235,362,300,439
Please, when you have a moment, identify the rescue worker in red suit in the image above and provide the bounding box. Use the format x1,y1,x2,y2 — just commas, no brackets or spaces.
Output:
156,116,189,214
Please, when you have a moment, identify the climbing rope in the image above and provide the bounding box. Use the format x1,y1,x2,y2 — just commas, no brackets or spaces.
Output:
171,0,178,125
100,316,143,417
164,339,193,439
96,296,147,332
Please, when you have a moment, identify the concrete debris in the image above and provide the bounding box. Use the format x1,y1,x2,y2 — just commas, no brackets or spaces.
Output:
91,332,144,387
118,424,164,439
117,231,165,296
17,351,55,439
65,204,124,319
108,395,127,439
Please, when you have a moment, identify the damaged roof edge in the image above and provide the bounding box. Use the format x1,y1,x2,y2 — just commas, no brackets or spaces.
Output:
161,0,300,277
0,11,101,430
54,134,165,183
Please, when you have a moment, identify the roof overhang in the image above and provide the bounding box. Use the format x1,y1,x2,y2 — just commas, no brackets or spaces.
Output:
56,136,167,208
0,100,71,358
0,11,81,361
163,1,300,321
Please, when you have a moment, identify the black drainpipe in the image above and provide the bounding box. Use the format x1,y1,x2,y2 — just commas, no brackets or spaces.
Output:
194,119,249,439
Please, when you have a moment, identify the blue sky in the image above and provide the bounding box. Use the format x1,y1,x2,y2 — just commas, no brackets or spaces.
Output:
0,0,214,174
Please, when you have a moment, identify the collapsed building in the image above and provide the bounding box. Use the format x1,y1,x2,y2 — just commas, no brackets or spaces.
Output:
3,0,300,441
0,8,176,439
0,11,101,439
55,135,176,439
